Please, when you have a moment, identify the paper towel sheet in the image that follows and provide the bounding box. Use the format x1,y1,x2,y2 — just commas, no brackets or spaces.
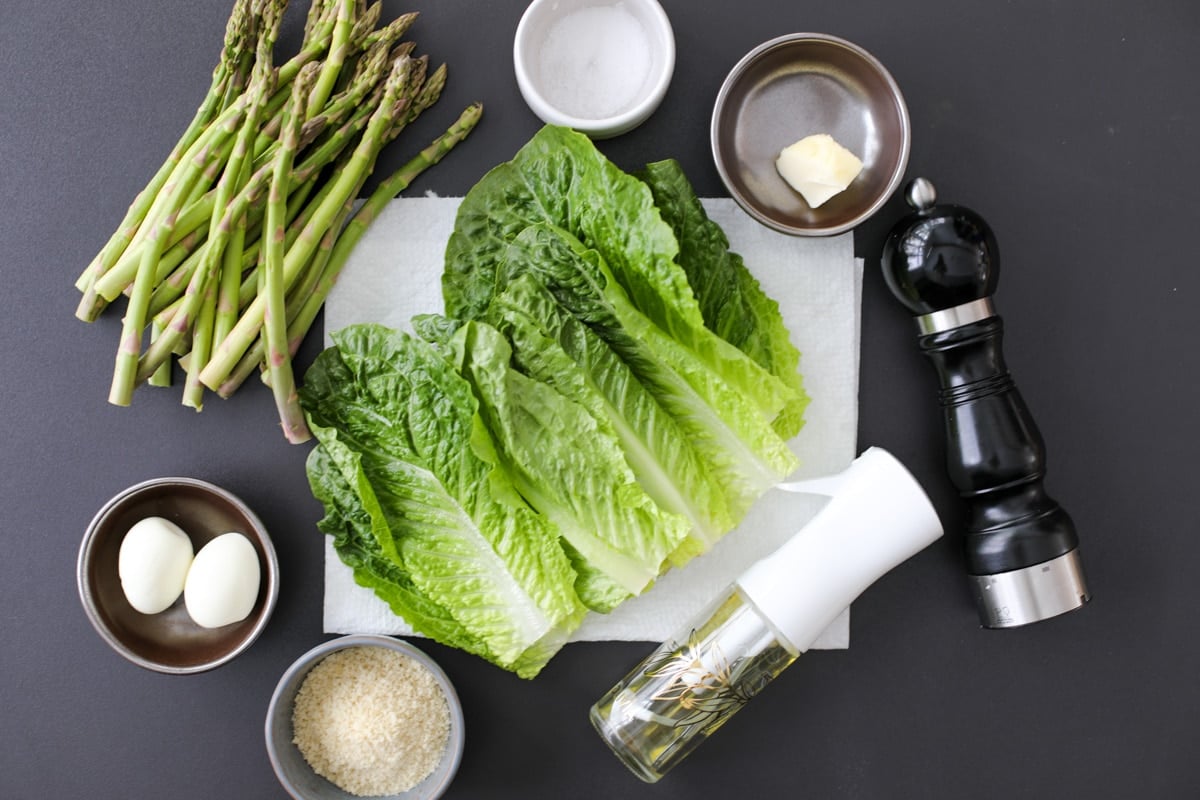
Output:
323,197,863,648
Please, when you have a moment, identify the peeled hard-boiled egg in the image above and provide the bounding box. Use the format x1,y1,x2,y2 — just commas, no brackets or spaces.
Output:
118,517,194,614
775,133,864,208
184,532,261,628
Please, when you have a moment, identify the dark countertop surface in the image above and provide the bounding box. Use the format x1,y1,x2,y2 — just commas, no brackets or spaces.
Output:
3,1,1197,797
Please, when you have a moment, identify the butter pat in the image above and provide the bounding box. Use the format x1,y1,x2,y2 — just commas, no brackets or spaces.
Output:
775,134,864,208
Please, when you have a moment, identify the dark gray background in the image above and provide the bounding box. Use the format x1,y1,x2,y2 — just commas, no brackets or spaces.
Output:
2,1,1196,797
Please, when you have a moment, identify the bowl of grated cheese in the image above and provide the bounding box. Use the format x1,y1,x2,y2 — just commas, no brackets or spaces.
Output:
266,635,465,800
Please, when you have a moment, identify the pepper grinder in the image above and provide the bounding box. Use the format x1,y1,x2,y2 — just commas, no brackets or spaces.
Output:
880,178,1089,628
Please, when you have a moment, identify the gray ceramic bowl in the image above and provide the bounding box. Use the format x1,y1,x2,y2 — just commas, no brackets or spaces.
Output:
76,476,279,674
266,635,465,800
712,33,911,236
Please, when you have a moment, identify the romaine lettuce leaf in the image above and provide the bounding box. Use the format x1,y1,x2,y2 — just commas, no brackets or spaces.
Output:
638,159,809,439
448,320,691,611
497,224,798,519
483,272,734,555
300,324,586,677
305,437,495,660
442,125,802,430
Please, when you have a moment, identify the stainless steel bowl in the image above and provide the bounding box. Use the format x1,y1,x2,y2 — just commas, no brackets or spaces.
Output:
76,476,279,674
712,33,911,236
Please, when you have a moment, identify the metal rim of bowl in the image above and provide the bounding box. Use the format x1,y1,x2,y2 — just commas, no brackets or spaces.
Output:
265,634,466,800
513,0,676,138
75,476,280,675
710,32,911,236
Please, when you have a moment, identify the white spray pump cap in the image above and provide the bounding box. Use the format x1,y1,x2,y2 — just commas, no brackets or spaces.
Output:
736,447,944,654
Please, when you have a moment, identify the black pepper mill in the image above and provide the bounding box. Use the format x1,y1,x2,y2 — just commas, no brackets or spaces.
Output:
881,178,1089,628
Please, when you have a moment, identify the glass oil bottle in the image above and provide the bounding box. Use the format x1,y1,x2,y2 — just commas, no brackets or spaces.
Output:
590,447,944,782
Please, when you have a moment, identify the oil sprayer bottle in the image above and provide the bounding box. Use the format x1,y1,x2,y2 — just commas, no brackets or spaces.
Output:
590,447,944,782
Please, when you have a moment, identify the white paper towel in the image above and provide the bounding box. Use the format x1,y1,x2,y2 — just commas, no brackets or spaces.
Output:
323,197,863,648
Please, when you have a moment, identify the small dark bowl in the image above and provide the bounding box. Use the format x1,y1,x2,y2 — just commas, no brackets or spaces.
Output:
76,477,279,674
712,33,911,236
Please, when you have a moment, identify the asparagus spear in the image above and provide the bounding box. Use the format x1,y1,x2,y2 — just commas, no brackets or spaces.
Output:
148,319,173,388
262,75,313,441
199,54,421,391
189,0,287,409
74,0,253,302
288,102,482,348
108,96,250,406
134,63,321,387
307,0,355,118
361,11,417,51
218,102,483,399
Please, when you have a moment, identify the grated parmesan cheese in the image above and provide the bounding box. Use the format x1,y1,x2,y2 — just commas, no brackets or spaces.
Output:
292,646,451,797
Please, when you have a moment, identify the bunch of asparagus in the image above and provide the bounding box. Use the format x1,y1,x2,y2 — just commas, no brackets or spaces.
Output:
74,0,482,443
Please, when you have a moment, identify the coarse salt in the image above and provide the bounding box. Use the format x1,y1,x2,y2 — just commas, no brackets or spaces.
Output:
538,3,653,120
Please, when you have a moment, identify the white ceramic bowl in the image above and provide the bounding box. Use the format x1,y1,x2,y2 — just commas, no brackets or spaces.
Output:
514,0,675,138
266,635,465,800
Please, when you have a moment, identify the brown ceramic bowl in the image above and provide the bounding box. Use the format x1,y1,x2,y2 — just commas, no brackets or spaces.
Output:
77,477,279,674
711,33,911,236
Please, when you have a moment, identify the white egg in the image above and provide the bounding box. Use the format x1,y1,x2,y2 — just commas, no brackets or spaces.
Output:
184,532,261,628
118,516,195,615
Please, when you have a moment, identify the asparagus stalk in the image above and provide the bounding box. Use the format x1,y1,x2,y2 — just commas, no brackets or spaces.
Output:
360,11,417,51
219,102,482,400
151,228,205,287
263,76,313,442
303,0,329,42
149,244,208,320
183,279,219,409
74,0,253,300
199,54,420,392
86,131,239,315
306,0,354,118
134,63,322,387
92,98,248,303
108,99,249,406
348,1,383,48
201,0,287,398
148,320,173,388
398,62,446,134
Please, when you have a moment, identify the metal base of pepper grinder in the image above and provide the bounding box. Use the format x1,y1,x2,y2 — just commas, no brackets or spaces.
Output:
970,549,1089,628
882,177,1090,629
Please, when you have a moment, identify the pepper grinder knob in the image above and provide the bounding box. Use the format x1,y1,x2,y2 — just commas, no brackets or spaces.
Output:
881,178,1089,628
